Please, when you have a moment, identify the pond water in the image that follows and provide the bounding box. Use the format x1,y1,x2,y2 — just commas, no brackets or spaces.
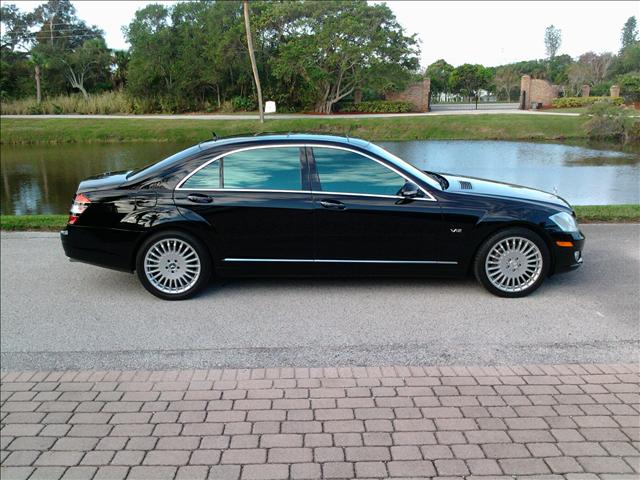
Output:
1,140,638,215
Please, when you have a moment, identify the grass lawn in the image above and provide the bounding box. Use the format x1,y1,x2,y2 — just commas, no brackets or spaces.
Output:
0,114,591,144
2,205,637,232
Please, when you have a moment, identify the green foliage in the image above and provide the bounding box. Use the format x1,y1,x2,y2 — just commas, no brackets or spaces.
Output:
449,64,492,99
582,100,640,144
552,96,624,108
1,0,111,99
231,96,257,111
618,73,640,102
621,16,638,50
547,54,573,85
260,1,420,113
335,101,413,113
613,42,640,76
425,59,454,96
589,82,613,97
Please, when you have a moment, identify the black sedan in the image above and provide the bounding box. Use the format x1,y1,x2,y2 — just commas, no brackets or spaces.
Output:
61,134,584,300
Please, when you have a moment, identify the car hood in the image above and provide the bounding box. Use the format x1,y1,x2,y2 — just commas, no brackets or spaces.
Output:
440,173,571,209
77,170,131,193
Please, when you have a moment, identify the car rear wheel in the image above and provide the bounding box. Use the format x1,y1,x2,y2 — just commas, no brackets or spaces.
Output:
474,227,549,298
136,230,211,300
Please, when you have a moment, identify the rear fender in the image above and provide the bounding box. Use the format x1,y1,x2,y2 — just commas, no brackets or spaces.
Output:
124,207,217,270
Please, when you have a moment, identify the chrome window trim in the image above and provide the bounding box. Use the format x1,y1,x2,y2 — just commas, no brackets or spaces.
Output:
313,191,434,202
223,258,457,265
174,188,433,202
176,144,307,191
175,143,437,201
178,188,313,194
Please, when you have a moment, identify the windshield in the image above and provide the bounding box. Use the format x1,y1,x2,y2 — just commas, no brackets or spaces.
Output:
127,144,204,181
365,143,442,191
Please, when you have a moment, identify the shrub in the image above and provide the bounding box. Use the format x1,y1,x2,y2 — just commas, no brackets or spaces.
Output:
335,100,413,113
619,73,640,103
590,82,613,97
552,96,624,108
231,96,256,111
583,100,640,144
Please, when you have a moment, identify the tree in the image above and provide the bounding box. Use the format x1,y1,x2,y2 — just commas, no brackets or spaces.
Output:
568,51,614,93
621,16,638,51
493,65,519,102
111,50,129,90
261,1,419,113
544,25,562,59
58,38,110,99
614,42,640,76
125,4,179,103
547,54,573,86
450,64,492,101
27,0,106,98
425,59,454,100
125,1,254,112
243,1,264,122
0,4,35,52
1,4,36,99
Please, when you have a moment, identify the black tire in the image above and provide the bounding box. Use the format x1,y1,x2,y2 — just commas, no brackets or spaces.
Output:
473,227,550,298
135,230,212,300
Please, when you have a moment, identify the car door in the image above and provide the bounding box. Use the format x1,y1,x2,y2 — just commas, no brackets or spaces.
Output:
309,145,444,266
173,145,313,266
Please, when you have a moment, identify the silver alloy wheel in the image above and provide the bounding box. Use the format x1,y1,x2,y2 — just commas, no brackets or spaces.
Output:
485,236,543,293
143,238,201,295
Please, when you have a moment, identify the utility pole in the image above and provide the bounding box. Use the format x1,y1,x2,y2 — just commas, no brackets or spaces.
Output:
243,1,264,124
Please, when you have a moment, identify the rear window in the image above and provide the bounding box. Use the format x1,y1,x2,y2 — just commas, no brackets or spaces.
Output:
127,145,203,181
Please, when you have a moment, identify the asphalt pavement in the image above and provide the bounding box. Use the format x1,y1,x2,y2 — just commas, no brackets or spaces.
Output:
1,224,638,371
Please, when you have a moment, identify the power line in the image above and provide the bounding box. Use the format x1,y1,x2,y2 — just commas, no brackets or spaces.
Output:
23,32,102,38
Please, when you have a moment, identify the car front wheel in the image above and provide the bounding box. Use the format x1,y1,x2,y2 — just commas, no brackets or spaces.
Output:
136,230,211,300
474,227,550,298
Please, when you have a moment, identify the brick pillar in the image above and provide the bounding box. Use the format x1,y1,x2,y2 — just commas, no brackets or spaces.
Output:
353,89,362,104
610,85,620,98
421,78,431,112
581,85,590,97
520,75,532,109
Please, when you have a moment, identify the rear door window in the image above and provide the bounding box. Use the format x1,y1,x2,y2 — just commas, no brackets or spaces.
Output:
182,147,304,191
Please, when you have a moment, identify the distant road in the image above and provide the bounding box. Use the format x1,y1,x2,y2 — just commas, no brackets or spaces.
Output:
1,224,637,371
0,109,581,120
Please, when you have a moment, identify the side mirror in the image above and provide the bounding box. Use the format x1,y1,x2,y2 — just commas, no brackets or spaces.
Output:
399,182,420,198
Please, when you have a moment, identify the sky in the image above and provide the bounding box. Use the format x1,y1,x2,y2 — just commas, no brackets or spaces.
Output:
5,0,639,67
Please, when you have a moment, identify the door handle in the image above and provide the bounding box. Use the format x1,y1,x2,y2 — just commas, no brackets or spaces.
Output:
319,199,346,210
187,193,213,204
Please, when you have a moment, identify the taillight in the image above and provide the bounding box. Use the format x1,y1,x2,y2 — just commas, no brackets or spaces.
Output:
68,193,91,224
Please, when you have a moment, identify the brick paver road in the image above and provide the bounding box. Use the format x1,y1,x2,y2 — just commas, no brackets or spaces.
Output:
1,363,638,479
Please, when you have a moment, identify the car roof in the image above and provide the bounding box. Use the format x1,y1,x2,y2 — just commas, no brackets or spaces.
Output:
195,133,372,152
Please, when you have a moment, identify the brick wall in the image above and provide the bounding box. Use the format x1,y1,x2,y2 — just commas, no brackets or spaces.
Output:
520,75,559,109
385,78,431,112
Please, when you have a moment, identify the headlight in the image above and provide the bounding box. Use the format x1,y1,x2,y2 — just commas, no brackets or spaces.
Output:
549,211,579,232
